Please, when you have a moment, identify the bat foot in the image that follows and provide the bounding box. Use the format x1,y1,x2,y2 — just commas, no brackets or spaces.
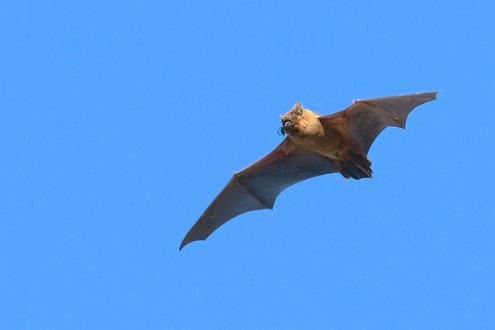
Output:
338,156,372,180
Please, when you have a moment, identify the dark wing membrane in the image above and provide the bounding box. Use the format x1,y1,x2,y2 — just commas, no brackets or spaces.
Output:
180,139,337,250
327,92,436,153
179,177,268,250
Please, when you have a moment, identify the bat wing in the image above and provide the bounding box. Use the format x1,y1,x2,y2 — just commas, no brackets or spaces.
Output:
320,92,437,153
180,139,337,250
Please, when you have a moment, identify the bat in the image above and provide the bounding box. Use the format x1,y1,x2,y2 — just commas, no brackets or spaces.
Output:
180,92,437,250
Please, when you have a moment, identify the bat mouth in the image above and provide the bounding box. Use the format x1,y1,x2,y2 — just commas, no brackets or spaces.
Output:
279,119,295,136
280,103,303,136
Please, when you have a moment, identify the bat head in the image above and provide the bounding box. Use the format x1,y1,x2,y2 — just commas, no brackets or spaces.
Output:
280,102,305,136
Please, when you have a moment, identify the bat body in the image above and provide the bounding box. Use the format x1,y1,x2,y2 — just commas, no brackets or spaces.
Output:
180,92,437,250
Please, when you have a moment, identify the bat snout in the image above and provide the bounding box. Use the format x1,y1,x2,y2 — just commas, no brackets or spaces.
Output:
280,104,306,136
280,118,297,136
283,118,294,129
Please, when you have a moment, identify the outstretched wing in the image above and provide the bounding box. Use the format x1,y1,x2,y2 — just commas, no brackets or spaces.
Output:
180,139,337,250
320,92,437,153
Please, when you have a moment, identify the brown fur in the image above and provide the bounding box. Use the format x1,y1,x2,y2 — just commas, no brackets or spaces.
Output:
281,103,372,179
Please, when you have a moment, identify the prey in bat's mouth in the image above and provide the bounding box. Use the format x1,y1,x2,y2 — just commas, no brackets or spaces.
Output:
280,102,305,136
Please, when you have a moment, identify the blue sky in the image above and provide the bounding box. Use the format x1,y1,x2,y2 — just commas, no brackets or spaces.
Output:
1,1,494,329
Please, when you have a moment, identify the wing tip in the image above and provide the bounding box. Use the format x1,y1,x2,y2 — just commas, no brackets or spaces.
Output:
419,91,438,101
179,222,209,251
179,234,206,251
179,238,188,251
179,240,188,251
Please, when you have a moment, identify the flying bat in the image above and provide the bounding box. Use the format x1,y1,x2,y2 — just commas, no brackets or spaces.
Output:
180,92,437,250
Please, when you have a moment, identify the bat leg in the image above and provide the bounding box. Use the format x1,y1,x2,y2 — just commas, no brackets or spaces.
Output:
336,163,351,179
339,161,371,179
338,151,372,180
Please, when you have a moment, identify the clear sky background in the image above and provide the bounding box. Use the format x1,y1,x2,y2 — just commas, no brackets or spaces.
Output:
1,1,494,329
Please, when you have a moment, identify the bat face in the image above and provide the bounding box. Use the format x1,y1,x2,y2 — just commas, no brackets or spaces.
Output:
280,103,304,136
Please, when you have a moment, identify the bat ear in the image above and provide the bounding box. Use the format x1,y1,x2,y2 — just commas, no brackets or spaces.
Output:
293,102,304,114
